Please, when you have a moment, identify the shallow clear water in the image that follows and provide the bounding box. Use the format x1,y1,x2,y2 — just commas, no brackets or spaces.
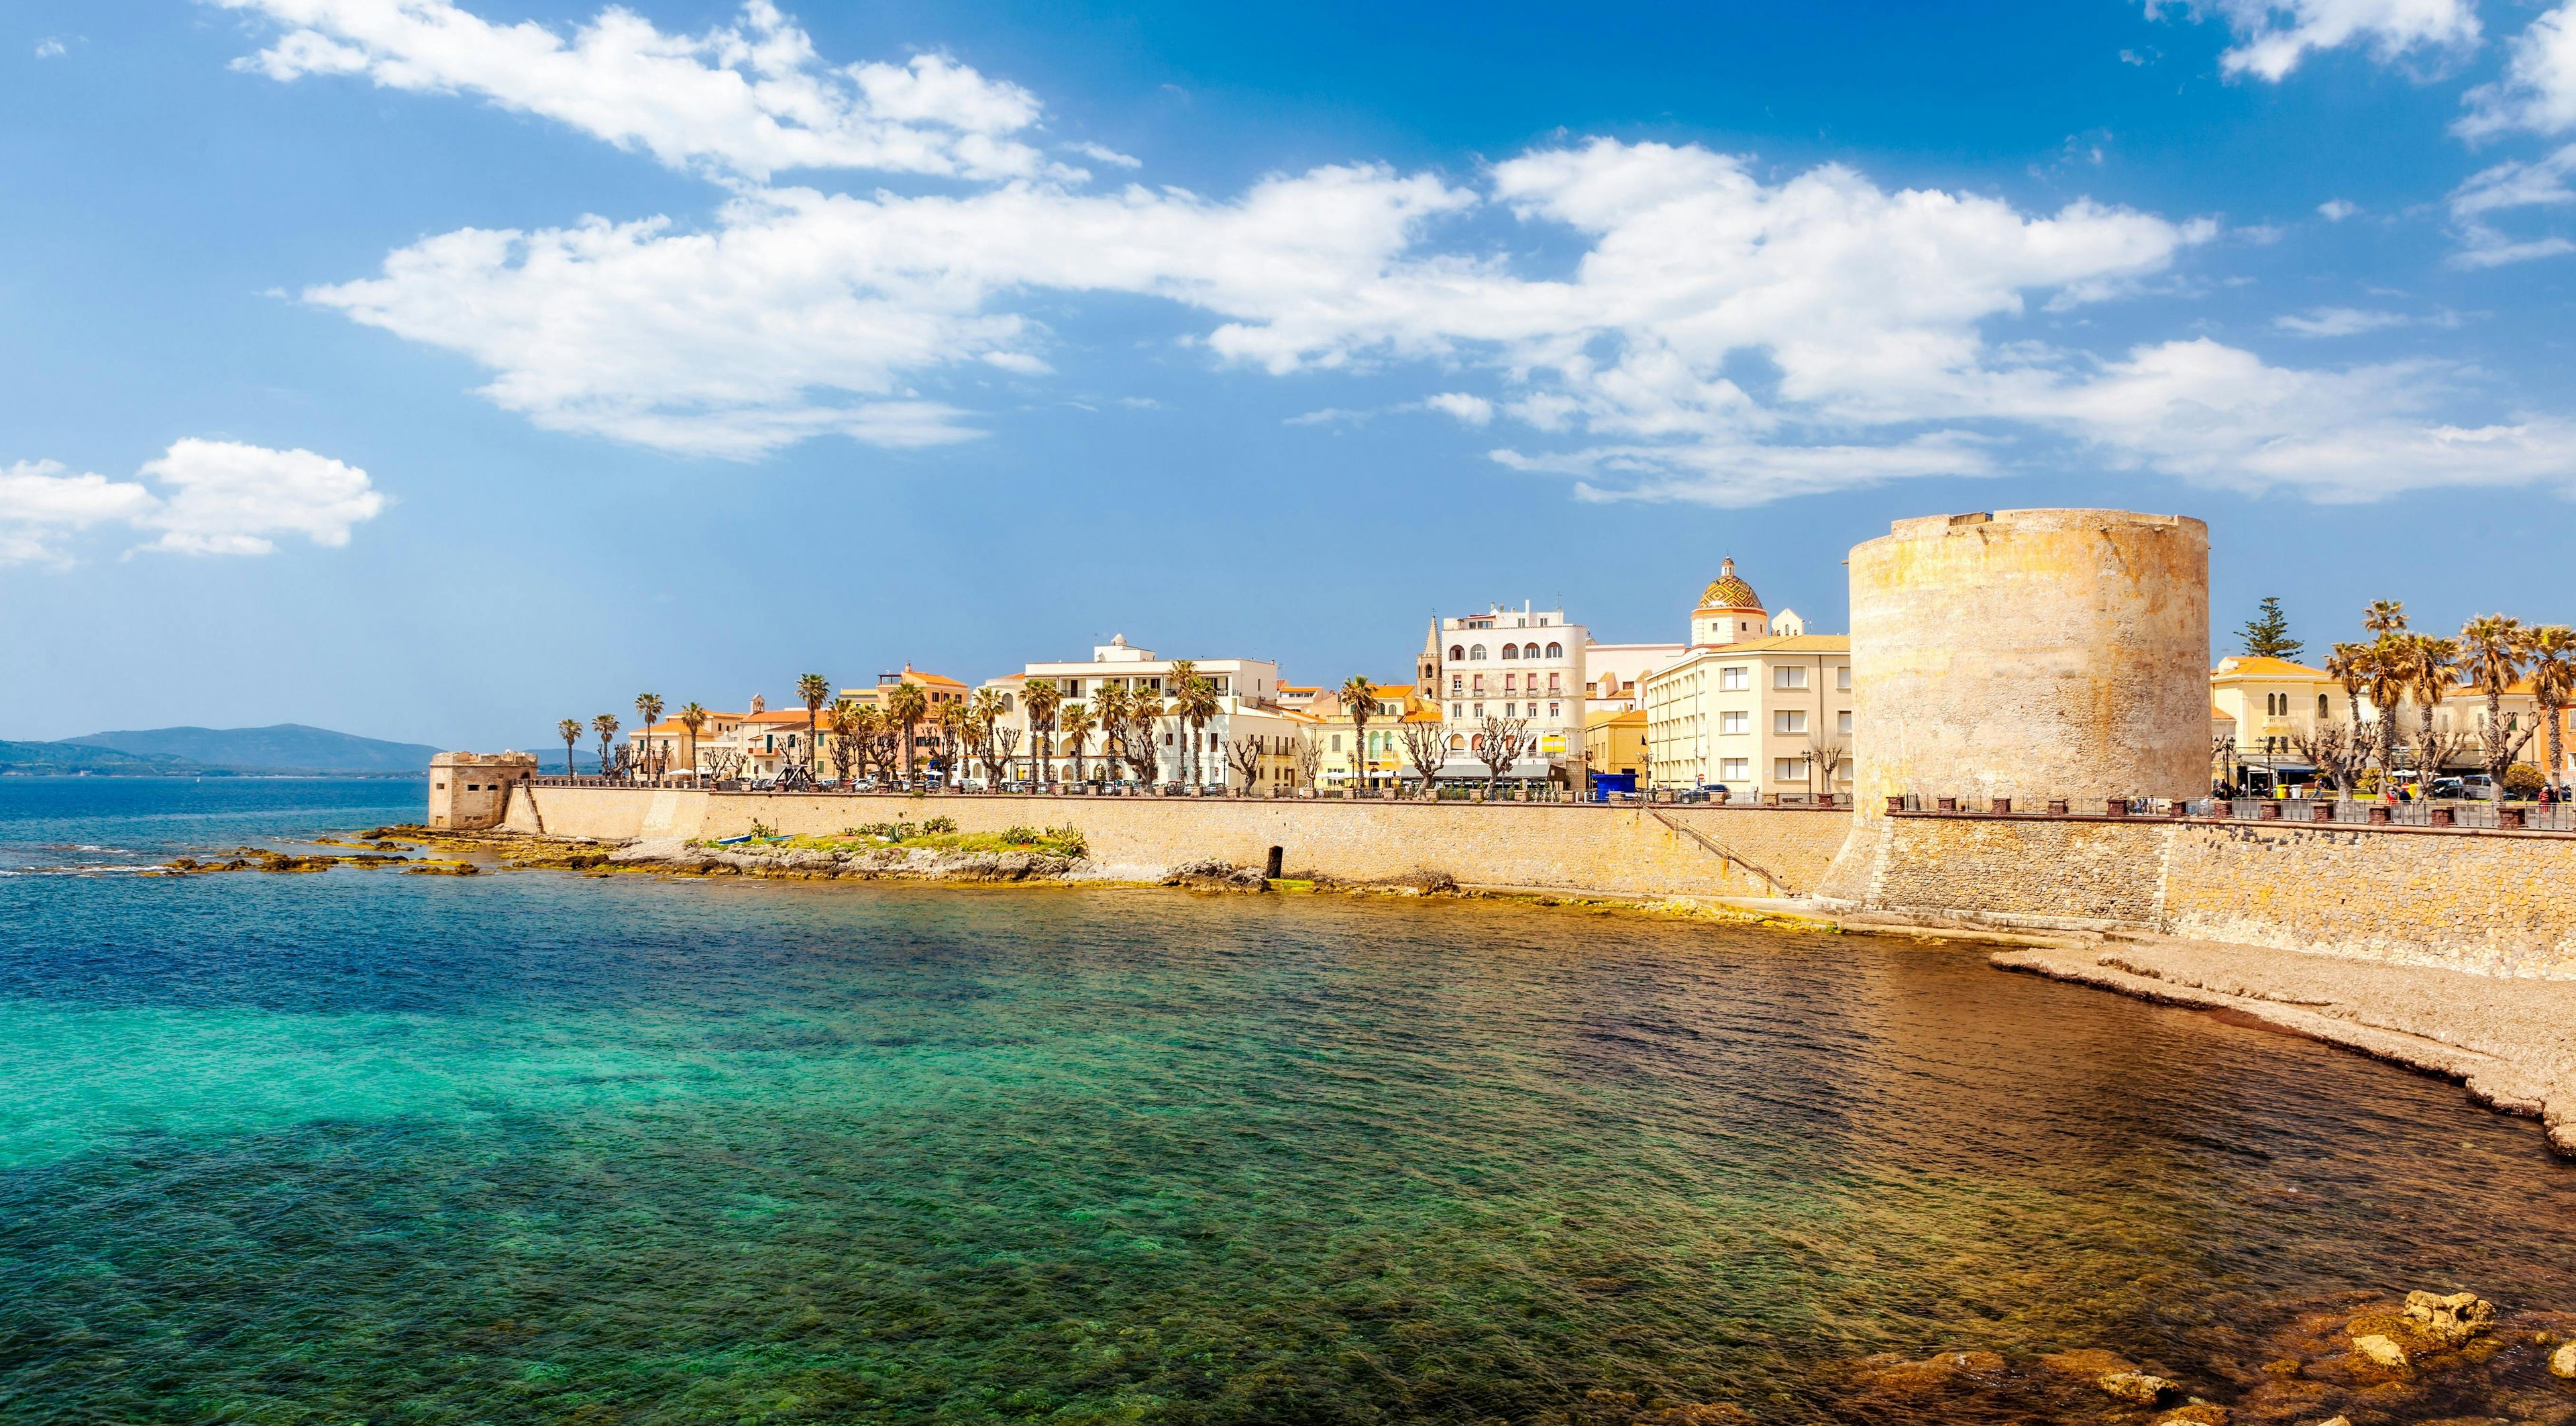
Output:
3,778,2571,1425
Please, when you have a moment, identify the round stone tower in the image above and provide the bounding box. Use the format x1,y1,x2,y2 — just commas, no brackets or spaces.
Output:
1847,509,2209,814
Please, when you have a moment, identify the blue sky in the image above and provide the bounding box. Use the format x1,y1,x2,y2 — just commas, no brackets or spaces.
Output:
5,0,2574,748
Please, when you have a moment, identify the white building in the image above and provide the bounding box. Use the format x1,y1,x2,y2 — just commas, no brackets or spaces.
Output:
1419,603,1589,786
979,636,1303,790
1640,561,1854,802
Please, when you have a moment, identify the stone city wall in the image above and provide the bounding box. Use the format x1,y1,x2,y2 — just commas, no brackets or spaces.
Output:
503,784,1858,901
1823,811,2576,980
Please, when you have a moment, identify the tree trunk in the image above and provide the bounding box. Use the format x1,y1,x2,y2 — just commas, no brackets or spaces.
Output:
2551,705,2566,793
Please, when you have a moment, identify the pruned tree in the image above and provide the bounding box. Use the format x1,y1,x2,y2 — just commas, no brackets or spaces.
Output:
828,700,862,784
701,746,747,783
1398,717,1448,796
2291,720,2367,797
1805,736,1849,803
994,725,1023,785
1122,693,1166,786
1291,729,1322,790
1474,714,1532,793
1227,735,1265,795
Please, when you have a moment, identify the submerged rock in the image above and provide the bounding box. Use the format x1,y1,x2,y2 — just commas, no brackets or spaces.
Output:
1854,1349,2006,1396
2349,1333,2407,1368
2552,1340,2576,1378
1162,859,1270,891
2099,1369,2182,1405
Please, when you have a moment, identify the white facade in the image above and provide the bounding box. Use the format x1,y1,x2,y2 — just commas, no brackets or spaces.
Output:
979,636,1295,789
1642,637,1854,798
1582,642,1686,713
1424,603,1588,783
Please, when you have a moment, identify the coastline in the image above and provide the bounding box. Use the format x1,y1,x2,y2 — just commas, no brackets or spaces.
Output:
319,824,2576,1160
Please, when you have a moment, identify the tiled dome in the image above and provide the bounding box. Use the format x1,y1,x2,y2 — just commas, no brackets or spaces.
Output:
1698,557,1763,612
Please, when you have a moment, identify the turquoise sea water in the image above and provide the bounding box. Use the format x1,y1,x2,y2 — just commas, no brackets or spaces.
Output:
3,778,2573,1425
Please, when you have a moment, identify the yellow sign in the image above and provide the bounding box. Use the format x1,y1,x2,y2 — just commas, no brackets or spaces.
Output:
1540,733,1565,754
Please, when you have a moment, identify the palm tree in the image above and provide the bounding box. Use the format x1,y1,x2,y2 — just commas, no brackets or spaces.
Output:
1338,674,1379,794
885,681,929,784
2405,634,2460,778
1164,661,1199,785
1174,676,1221,789
1127,688,1168,786
796,672,830,777
2363,599,2407,640
592,713,620,776
678,703,709,782
1022,678,1062,786
848,703,886,782
635,693,665,777
2526,625,2576,795
2362,634,2410,784
557,719,582,776
1059,702,1097,784
1092,682,1132,784
2459,614,2531,797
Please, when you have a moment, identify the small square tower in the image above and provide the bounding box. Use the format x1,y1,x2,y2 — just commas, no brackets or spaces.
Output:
427,751,539,830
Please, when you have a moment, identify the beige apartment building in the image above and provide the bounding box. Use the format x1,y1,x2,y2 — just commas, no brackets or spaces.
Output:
1421,603,1587,786
1640,560,1853,800
979,636,1300,788
2210,652,2546,782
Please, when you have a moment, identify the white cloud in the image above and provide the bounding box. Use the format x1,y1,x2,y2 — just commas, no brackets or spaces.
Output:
2318,197,2361,219
2459,2,2576,137
2273,305,2409,335
34,38,67,58
2151,0,2481,81
134,439,386,555
262,3,2576,505
2445,142,2576,265
1067,140,1142,168
215,0,1064,183
1422,393,1494,425
0,442,383,565
0,461,158,566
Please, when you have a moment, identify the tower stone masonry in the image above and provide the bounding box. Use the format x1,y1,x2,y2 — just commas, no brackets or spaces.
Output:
1845,508,2210,814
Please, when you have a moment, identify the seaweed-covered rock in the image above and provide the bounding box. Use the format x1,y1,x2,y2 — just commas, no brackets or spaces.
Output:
2100,1370,2183,1405
2403,1290,2496,1347
1163,859,1270,890
2349,1333,2406,1369
2551,1340,2575,1378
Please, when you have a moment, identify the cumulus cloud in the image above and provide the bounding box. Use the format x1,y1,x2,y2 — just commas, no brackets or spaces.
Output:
0,441,383,565
2459,1,2576,137
2317,197,2361,219
214,0,1063,182
2152,0,2481,81
253,0,2576,505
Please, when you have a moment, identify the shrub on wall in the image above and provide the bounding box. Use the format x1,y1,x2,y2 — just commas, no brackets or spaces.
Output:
2504,762,2546,799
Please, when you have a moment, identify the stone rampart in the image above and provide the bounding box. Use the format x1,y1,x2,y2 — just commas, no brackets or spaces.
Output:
503,785,1856,901
1824,810,2576,979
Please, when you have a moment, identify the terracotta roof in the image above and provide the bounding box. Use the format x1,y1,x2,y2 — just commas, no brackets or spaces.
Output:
2212,656,2327,678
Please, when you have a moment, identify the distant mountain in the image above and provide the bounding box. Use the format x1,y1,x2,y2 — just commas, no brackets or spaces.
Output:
0,740,199,776
58,723,441,774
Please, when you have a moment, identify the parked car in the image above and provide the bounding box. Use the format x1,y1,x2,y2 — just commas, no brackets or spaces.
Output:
2428,776,2467,799
2461,774,2498,801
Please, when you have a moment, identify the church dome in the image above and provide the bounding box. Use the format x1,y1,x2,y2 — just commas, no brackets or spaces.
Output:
1698,557,1764,612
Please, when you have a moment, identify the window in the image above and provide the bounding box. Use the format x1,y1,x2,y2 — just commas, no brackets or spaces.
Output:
1449,733,1466,750
1719,666,1748,691
1775,756,1809,782
1472,674,1485,693
1837,711,1853,735
1504,673,1517,694
1331,734,1342,751
1545,642,1562,659
1776,710,1807,735
1720,711,1749,735
1501,644,1519,660
1719,758,1750,780
1450,674,1463,693
1548,672,1560,693
1452,703,1463,719
1548,702,1560,718
1450,644,1465,661
1066,680,1083,697
1837,666,1851,691
1775,666,1809,690
2318,693,2330,719
1522,643,1540,658
1505,703,1517,717
1469,644,1487,660
1472,703,1485,718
